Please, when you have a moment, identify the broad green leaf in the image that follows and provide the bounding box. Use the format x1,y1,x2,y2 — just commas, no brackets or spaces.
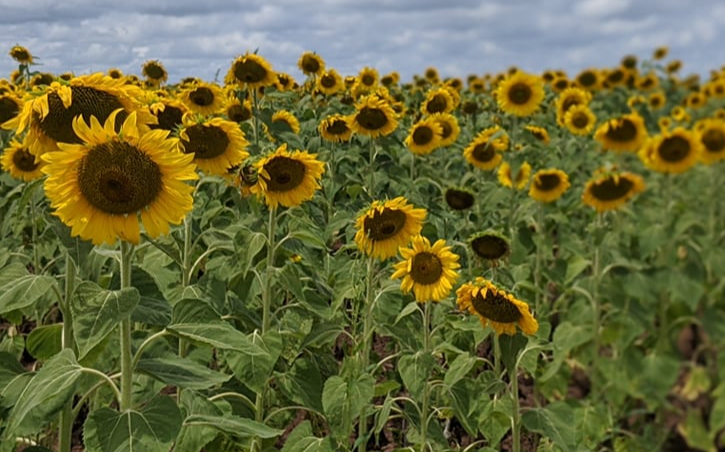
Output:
0,263,57,314
710,383,725,437
71,281,140,360
226,330,282,393
183,414,283,438
5,349,82,437
628,351,679,410
498,334,528,375
130,268,172,326
235,229,267,273
278,357,325,412
479,407,510,447
136,357,231,390
373,394,394,436
677,410,713,452
394,301,420,325
171,298,220,324
444,352,476,387
398,352,435,398
564,256,591,285
0,352,25,389
174,390,223,452
26,323,62,360
521,403,576,452
322,373,375,441
280,420,334,452
167,322,267,356
84,395,182,452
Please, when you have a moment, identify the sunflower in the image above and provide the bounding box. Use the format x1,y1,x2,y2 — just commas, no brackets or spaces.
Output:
671,106,689,123
551,76,570,93
461,101,480,116
275,72,297,92
107,68,124,79
356,67,379,90
666,60,683,74
575,68,601,91
148,99,188,132
424,67,439,82
648,92,666,110
41,110,197,245
30,73,55,88
444,187,475,211
582,169,645,212
421,87,454,115
469,230,510,262
405,117,443,156
639,127,701,174
381,72,399,87
564,105,597,136
555,87,592,126
318,114,352,143
524,125,550,144
456,277,538,336
653,46,669,60
621,55,638,71
178,114,249,176
391,236,460,303
594,113,648,153
463,126,509,170
697,119,725,164
635,73,659,92
497,161,531,190
686,92,705,109
496,71,544,117
224,97,253,123
297,51,325,77
604,68,626,88
0,92,23,126
430,112,460,147
225,53,276,89
249,144,325,208
348,94,398,138
316,69,343,96
469,77,487,93
3,73,153,156
658,116,673,132
180,82,225,116
142,60,168,86
1,138,44,181
9,45,33,65
270,109,301,136
529,169,570,203
354,197,427,260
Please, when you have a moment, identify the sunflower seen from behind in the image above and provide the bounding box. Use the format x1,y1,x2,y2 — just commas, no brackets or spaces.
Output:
529,169,570,203
405,116,443,156
496,71,545,117
250,144,325,209
456,277,538,336
582,168,645,212
178,114,249,176
1,138,44,182
354,197,426,260
391,235,460,303
41,109,197,245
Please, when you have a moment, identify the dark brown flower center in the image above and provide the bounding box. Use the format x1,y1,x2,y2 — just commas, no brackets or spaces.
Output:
425,94,448,114
702,128,725,153
38,86,127,144
233,58,269,84
535,174,562,191
589,177,635,201
560,96,583,114
471,289,522,323
151,105,184,131
12,148,39,172
462,101,479,115
11,48,31,62
356,107,388,130
181,124,230,160
572,112,590,129
190,87,214,107
471,235,509,260
554,79,569,91
409,252,443,285
301,55,321,74
607,70,624,84
227,104,252,122
508,82,532,105
412,125,434,145
78,141,162,214
657,135,691,162
31,73,54,87
472,143,496,162
326,119,349,135
361,74,376,87
0,96,20,124
438,120,453,139
262,156,306,192
578,72,597,87
363,208,406,241
320,74,337,88
605,119,638,142
144,63,166,80
445,189,474,210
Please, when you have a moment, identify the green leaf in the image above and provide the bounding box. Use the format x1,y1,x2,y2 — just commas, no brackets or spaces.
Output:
521,403,577,452
130,268,172,326
235,229,267,273
171,298,220,324
564,256,591,285
174,390,223,452
373,394,394,436
183,414,283,438
5,349,82,437
136,357,231,390
278,357,325,412
280,420,335,452
444,352,476,387
26,323,62,361
498,334,528,375
84,395,182,452
394,301,420,325
167,322,267,356
226,330,282,393
398,352,435,398
0,263,57,315
677,410,713,452
71,281,140,360
0,352,25,389
322,373,375,441
288,228,328,250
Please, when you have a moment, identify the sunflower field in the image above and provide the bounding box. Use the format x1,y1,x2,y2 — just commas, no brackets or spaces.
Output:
1,45,725,452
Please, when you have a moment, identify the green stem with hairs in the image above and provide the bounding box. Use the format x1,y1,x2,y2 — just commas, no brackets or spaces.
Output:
368,138,376,198
510,364,521,452
29,193,40,274
420,301,432,452
358,256,376,452
58,255,77,452
119,241,134,411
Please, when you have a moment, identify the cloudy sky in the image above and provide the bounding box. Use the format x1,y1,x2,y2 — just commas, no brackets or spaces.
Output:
2,0,724,84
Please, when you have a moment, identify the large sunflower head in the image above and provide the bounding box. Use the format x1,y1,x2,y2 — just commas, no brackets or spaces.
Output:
249,144,325,209
524,125,550,145
639,127,702,174
0,92,23,127
141,60,168,86
316,69,344,96
529,169,570,203
421,87,455,115
3,73,154,156
555,87,592,126
391,235,461,303
180,81,224,116
148,98,188,132
225,53,276,89
456,277,538,336
463,126,509,170
348,93,398,138
582,168,645,212
354,197,427,260
9,45,34,65
469,230,510,263
497,161,531,190
495,71,545,117
270,109,301,135
429,112,460,147
224,97,253,123
564,104,597,136
1,138,44,182
593,113,648,153
405,117,443,156
444,187,475,211
297,51,325,77
178,114,249,176
696,118,725,164
41,109,198,245
318,114,352,143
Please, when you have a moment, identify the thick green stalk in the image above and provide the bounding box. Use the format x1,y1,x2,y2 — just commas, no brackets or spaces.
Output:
511,366,521,452
420,301,432,452
58,255,77,452
368,138,376,198
358,256,376,452
29,194,40,274
119,241,134,411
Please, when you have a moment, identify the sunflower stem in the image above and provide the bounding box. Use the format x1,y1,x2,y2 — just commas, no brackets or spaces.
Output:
510,363,522,452
419,301,432,452
358,255,376,452
368,137,376,198
119,241,134,412
252,88,261,151
177,213,194,403
534,203,545,315
591,213,603,381
410,153,416,181
29,192,40,274
58,254,77,452
493,333,502,378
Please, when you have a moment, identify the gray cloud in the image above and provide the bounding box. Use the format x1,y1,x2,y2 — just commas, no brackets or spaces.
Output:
1,0,724,84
